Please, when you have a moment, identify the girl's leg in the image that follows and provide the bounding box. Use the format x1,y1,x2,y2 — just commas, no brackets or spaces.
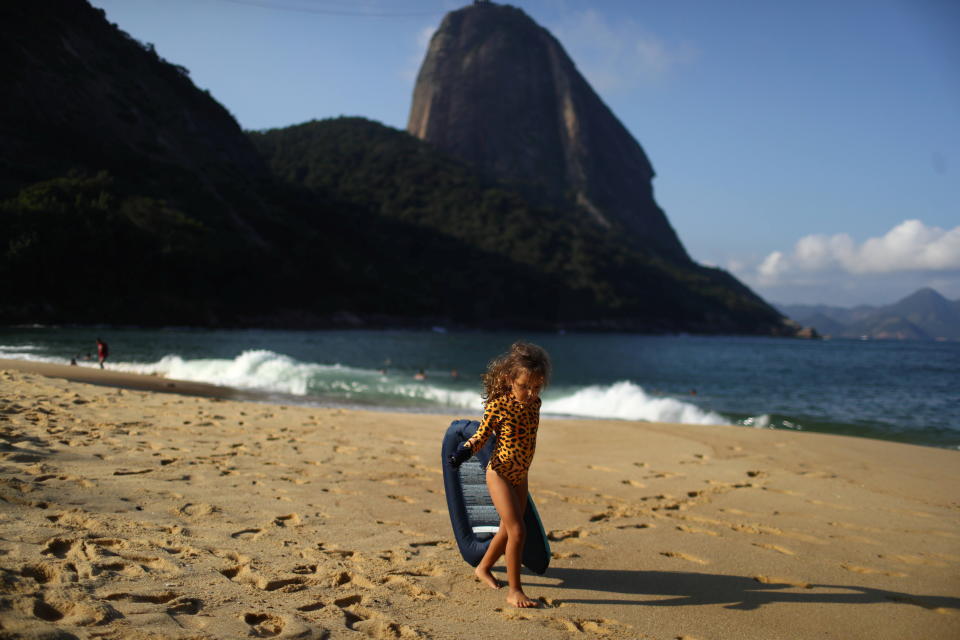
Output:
484,469,536,608
475,528,505,588
475,476,528,589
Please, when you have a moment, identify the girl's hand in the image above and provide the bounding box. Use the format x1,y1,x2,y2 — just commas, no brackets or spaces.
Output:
447,443,472,468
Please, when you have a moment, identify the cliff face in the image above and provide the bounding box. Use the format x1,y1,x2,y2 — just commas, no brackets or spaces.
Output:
408,2,688,261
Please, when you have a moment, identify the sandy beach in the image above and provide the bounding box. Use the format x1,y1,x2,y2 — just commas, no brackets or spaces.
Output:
0,361,957,639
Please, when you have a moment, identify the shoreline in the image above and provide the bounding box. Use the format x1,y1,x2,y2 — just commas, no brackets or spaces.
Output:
2,357,956,452
0,357,247,400
0,366,958,638
1,358,955,453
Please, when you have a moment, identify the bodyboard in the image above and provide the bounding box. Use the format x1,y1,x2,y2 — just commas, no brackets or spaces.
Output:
441,419,550,575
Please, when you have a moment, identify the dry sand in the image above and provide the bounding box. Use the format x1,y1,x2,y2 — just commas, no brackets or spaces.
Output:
0,361,957,639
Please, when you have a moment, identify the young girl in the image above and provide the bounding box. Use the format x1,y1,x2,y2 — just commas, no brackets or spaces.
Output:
448,341,551,608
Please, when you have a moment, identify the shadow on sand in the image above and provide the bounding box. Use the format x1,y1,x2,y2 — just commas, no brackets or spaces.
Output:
520,568,960,612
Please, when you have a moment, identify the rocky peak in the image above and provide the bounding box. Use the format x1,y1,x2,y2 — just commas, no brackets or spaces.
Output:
408,2,689,261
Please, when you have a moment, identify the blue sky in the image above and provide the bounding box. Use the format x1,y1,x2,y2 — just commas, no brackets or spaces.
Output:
91,0,960,306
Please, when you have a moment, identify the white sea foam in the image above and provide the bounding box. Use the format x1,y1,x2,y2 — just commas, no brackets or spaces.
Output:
390,383,480,408
0,345,69,363
741,414,771,428
113,350,345,395
110,350,484,406
543,381,729,425
2,347,734,426
740,414,802,430
0,344,44,352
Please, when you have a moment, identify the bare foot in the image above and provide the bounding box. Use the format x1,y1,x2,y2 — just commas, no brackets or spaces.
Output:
474,566,501,589
507,589,538,608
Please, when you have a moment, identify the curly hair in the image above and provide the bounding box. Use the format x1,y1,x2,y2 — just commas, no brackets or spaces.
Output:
481,341,551,402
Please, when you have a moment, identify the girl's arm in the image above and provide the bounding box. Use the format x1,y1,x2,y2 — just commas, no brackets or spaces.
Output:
466,398,500,453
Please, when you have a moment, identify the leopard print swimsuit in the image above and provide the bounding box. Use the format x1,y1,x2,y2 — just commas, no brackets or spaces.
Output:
468,395,541,486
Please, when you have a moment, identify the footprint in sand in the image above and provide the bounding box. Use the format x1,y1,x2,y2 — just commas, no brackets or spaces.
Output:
334,600,425,639
660,551,709,565
841,563,907,577
752,543,795,555
293,564,319,575
40,538,79,559
244,612,285,637
20,562,79,585
273,513,301,527
675,525,719,537
117,552,177,573
380,575,443,599
754,575,811,588
538,597,564,608
408,540,446,549
26,593,119,626
259,577,309,593
533,615,624,635
103,590,180,604
221,566,310,592
211,549,251,564
882,554,949,567
547,529,583,542
166,597,202,615
231,528,264,541
831,534,881,546
330,571,377,589
89,538,128,550
176,503,220,518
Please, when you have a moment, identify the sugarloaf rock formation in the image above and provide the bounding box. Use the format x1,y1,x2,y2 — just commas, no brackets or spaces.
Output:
408,1,688,262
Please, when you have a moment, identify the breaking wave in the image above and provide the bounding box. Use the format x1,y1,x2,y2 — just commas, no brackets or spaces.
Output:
543,381,729,425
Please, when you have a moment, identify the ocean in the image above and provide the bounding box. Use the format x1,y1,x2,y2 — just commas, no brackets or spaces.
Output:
1,327,957,449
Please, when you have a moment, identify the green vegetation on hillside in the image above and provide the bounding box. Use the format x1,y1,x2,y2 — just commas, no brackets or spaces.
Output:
250,117,787,332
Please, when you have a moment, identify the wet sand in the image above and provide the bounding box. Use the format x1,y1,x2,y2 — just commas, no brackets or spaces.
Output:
0,362,957,639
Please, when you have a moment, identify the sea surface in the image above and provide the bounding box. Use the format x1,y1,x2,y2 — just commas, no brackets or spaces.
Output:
1,327,958,449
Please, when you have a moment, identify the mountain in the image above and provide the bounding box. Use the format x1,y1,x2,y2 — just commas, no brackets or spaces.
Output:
846,288,960,340
779,288,960,340
0,0,795,334
777,303,878,327
0,0,555,327
407,2,687,262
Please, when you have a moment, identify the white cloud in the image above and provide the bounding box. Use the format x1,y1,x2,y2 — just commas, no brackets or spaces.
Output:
749,220,960,286
550,10,697,91
728,219,960,305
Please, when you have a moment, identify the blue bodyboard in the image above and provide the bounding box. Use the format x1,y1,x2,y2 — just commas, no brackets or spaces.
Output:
441,419,550,575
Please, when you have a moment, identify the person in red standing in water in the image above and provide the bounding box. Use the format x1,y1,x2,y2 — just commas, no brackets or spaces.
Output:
96,338,109,369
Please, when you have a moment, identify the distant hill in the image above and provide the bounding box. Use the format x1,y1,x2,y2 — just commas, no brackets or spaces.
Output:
778,288,960,340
